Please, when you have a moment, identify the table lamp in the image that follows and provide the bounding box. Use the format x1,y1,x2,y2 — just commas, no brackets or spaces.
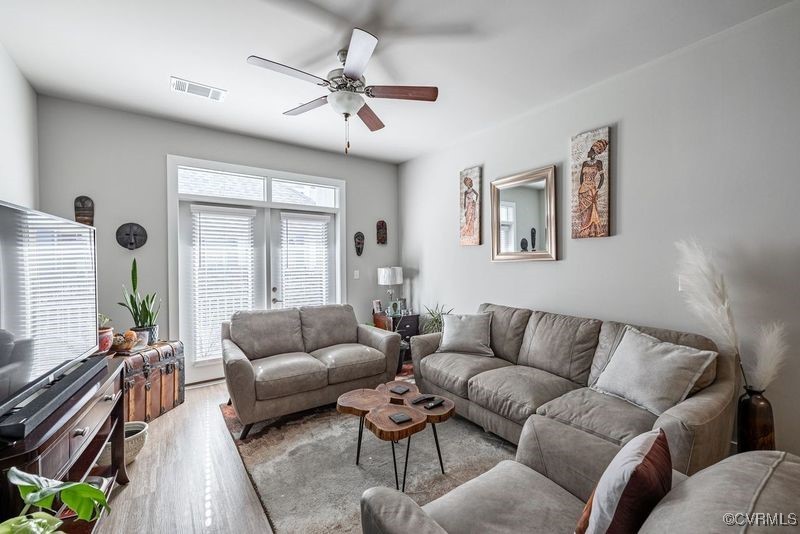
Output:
377,266,404,314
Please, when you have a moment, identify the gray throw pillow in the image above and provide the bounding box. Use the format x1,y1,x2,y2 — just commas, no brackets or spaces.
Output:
591,326,717,415
437,313,494,356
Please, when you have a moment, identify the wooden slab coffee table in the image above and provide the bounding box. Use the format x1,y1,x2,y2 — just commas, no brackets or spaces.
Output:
336,388,389,465
337,384,456,491
405,394,455,474
364,405,427,491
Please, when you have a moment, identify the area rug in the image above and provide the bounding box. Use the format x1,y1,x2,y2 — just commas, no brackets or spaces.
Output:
219,403,515,533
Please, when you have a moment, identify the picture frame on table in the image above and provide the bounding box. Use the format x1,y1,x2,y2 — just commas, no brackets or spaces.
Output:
372,300,383,314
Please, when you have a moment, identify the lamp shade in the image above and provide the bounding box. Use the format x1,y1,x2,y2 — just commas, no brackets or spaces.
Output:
377,266,403,286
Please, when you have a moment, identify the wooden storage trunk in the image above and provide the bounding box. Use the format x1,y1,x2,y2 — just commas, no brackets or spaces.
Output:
119,341,185,423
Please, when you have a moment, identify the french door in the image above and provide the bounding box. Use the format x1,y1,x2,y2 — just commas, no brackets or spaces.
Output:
269,211,335,309
171,157,344,385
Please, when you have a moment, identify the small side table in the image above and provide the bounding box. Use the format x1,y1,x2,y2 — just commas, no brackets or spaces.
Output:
373,313,419,374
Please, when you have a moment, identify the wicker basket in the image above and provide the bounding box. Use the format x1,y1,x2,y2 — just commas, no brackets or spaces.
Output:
97,421,148,466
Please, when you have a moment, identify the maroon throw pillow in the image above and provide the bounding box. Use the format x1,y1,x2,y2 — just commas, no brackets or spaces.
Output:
575,428,672,534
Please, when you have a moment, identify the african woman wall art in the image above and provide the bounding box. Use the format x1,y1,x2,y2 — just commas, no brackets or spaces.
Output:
571,127,610,238
459,165,482,245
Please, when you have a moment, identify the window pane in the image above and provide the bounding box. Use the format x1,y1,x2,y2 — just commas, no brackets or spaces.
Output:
191,208,255,362
179,167,265,201
272,179,336,208
280,213,331,307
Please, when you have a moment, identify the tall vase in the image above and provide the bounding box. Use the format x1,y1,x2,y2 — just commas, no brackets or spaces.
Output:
737,387,776,452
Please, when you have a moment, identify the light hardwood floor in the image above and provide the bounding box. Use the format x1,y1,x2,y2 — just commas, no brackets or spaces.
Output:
100,382,272,534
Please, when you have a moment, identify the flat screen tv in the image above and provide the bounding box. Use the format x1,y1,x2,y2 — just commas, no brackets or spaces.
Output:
0,200,98,417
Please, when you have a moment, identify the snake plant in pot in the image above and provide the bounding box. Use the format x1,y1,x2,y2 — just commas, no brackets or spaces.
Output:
118,258,161,346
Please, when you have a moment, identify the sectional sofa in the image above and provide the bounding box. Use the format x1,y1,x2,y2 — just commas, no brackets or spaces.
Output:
222,304,400,438
361,415,799,533
411,303,737,476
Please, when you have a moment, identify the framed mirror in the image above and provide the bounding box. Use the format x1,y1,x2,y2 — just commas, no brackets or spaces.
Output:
490,165,556,261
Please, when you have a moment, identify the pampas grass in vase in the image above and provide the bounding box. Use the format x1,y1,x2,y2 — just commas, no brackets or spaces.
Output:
675,239,789,451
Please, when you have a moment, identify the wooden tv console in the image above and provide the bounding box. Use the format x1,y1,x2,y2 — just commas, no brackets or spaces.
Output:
0,358,128,532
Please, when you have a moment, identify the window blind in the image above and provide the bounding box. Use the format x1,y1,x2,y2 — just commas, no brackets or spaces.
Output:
280,213,331,308
499,202,516,253
191,206,255,362
18,212,97,378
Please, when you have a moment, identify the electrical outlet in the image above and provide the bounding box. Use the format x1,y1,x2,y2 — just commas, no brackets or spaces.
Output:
353,270,360,280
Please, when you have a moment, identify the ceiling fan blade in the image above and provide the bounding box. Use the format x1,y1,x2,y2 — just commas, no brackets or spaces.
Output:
247,55,329,87
357,103,385,132
366,85,438,102
343,28,378,80
283,96,329,116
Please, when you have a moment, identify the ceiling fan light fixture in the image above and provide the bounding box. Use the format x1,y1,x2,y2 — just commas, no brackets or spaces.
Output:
328,91,364,116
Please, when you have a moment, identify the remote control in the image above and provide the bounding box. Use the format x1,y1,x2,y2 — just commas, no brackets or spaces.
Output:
411,395,435,405
389,412,412,424
425,398,445,410
390,385,410,395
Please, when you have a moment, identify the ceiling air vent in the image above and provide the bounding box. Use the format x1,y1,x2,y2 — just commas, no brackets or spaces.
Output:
170,77,227,102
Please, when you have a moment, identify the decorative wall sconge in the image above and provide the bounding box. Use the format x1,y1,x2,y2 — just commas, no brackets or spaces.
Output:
354,231,365,256
116,222,148,250
74,196,95,226
376,220,387,245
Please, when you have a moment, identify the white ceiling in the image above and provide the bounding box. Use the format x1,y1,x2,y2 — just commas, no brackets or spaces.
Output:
0,0,788,163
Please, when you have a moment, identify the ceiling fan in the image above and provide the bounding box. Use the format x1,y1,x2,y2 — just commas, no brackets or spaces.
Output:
247,28,438,154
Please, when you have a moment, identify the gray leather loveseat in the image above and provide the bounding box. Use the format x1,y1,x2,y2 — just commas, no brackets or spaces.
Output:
222,304,400,438
411,303,736,476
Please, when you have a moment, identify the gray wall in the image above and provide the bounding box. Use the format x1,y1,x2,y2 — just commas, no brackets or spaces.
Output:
399,3,800,454
37,97,399,336
0,42,38,208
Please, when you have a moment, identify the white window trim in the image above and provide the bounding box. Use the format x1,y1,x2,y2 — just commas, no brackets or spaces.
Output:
500,200,516,252
166,154,347,349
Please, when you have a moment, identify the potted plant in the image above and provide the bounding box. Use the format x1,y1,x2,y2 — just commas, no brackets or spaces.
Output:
0,467,109,533
97,313,113,355
422,304,453,334
118,258,161,346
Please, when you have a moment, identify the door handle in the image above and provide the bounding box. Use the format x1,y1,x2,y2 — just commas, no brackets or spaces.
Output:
272,298,283,304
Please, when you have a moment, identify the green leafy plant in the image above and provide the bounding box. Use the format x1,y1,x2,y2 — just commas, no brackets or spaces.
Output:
0,467,110,534
118,258,160,328
97,313,112,329
422,304,453,334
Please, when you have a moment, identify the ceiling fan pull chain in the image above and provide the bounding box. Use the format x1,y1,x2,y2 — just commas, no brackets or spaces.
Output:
344,113,351,155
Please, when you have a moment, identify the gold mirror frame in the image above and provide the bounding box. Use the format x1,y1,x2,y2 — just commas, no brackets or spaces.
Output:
490,165,557,262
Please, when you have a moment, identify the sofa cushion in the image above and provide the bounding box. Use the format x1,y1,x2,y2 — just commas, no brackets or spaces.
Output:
537,388,657,446
592,326,717,415
518,311,602,385
438,313,494,356
468,366,582,425
420,352,511,397
590,321,717,394
423,460,584,534
641,451,800,533
229,309,304,360
576,429,672,534
299,304,359,352
311,343,386,384
252,352,328,400
477,303,533,363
